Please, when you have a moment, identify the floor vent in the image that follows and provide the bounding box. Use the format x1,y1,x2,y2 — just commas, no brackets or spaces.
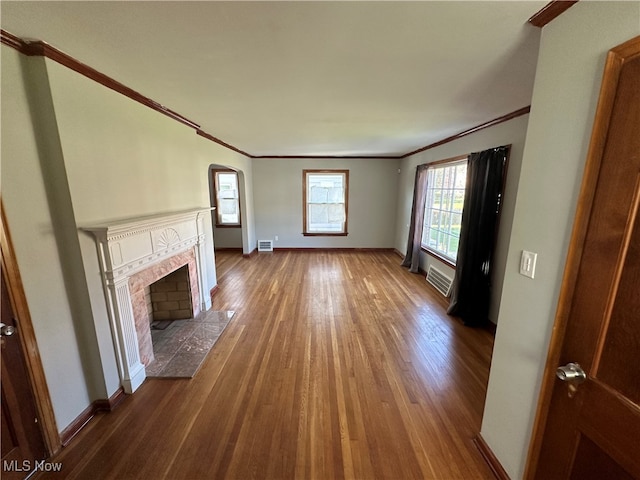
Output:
426,265,453,297
257,240,274,252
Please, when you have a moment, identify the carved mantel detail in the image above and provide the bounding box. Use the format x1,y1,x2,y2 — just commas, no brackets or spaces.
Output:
82,208,214,393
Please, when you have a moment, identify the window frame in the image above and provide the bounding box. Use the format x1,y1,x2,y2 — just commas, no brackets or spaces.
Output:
420,155,468,268
212,169,241,228
302,169,349,236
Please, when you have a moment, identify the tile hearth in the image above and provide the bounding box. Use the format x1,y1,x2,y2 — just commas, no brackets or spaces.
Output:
145,309,235,378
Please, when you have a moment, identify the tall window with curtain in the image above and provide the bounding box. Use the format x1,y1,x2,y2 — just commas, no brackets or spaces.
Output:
401,165,429,272
447,145,510,326
402,145,509,327
421,159,467,265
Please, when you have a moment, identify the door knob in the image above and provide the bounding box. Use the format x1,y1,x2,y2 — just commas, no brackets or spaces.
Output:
556,362,587,384
0,322,16,337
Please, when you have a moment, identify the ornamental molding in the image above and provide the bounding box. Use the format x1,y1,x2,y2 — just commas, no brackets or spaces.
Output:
104,235,205,284
81,207,213,394
82,208,213,242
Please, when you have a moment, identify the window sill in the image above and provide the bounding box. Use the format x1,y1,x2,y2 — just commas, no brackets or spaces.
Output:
302,232,348,237
215,224,242,228
420,246,456,269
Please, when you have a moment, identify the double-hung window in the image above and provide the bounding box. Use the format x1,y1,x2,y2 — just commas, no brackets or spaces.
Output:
303,170,349,235
212,169,241,227
421,157,467,265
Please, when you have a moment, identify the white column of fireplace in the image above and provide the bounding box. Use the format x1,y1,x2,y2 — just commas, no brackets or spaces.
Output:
83,208,213,393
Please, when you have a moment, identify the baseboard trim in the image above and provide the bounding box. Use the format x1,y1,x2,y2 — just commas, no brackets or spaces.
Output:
60,404,94,447
214,247,243,252
242,248,258,258
93,387,126,412
474,434,510,480
210,285,219,302
60,388,126,447
485,321,498,336
393,248,405,259
272,247,395,252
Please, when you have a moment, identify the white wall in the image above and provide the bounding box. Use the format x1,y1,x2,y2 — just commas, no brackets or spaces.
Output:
1,47,255,432
212,227,243,249
481,2,640,478
1,48,93,431
395,114,529,324
253,158,400,248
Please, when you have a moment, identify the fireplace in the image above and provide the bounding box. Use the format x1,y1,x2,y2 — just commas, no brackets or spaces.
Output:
129,250,200,366
83,208,213,393
149,265,193,322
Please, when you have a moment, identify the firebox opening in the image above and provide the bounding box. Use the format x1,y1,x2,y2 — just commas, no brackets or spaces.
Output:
147,265,194,328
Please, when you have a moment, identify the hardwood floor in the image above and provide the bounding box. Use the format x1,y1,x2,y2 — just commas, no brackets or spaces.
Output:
37,251,495,479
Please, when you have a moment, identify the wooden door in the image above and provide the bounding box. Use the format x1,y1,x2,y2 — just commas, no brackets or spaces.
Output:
526,36,640,479
1,269,48,478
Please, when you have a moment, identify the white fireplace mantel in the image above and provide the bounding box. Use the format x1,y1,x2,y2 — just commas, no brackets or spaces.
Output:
82,208,214,393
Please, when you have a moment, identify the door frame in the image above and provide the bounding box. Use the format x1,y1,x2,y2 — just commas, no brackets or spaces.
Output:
1,202,60,456
524,35,640,478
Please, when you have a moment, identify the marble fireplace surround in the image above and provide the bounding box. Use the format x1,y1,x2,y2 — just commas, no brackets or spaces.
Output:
83,208,213,394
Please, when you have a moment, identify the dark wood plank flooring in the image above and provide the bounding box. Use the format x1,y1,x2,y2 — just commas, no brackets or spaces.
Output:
36,250,495,479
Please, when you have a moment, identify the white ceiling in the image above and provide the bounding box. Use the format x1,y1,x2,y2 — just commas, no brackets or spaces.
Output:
1,1,545,157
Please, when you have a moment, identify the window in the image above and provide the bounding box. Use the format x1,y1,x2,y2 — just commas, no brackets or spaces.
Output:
303,170,349,235
421,158,467,264
212,170,241,226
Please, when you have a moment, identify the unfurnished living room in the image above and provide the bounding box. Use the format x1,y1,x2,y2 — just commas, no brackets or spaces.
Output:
1,1,639,479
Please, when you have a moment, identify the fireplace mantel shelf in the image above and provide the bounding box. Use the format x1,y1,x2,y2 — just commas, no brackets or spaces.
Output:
81,207,214,241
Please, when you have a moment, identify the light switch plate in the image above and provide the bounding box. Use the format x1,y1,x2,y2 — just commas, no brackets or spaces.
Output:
520,250,537,279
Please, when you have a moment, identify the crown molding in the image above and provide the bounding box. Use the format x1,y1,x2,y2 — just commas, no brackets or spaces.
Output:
195,129,252,157
2,28,530,160
1,30,201,130
0,29,33,52
528,1,579,28
252,154,402,160
400,106,530,159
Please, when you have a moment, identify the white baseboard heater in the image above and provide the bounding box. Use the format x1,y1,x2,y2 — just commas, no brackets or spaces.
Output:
257,240,274,252
426,265,453,297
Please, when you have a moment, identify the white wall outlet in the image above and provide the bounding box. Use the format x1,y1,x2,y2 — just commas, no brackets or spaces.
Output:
520,250,537,279
274,235,278,241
